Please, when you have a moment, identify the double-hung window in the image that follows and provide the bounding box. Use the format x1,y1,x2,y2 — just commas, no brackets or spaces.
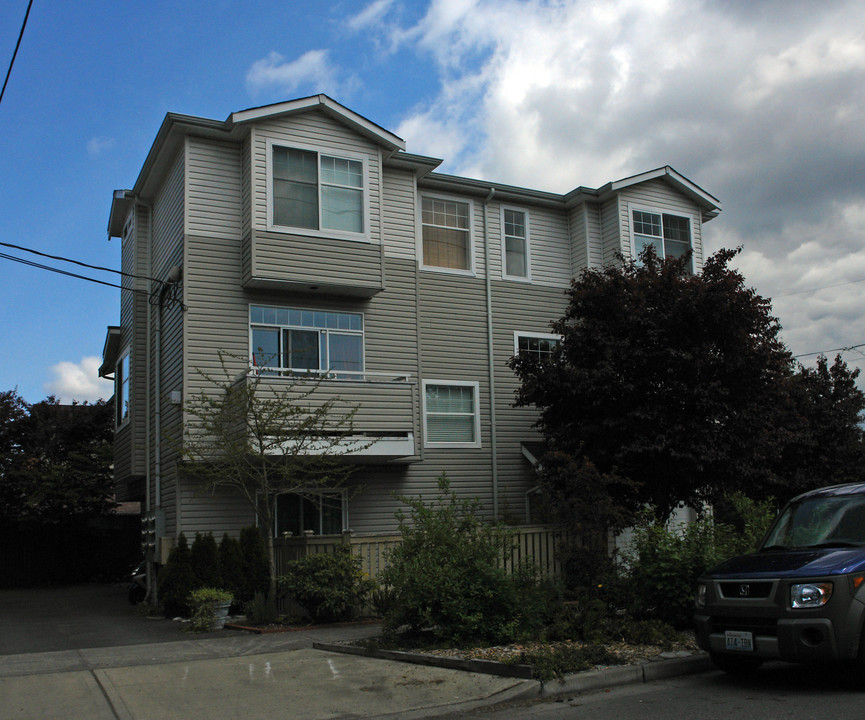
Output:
514,333,560,361
270,142,365,236
423,380,481,448
250,306,363,377
421,196,472,271
116,351,130,427
502,208,529,280
632,209,692,263
275,491,345,536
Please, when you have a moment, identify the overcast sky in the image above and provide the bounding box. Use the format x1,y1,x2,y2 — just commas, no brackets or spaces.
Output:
1,0,864,403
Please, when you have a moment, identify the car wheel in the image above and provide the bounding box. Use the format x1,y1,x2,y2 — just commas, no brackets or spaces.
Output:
710,651,763,676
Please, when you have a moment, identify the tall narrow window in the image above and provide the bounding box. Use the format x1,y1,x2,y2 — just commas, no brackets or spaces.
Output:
116,352,130,426
271,144,365,235
422,197,471,270
503,209,528,279
423,381,480,447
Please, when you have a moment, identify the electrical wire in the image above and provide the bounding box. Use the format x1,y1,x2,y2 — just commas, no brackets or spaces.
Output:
0,252,184,308
793,343,865,360
0,0,33,107
0,239,165,285
773,277,865,299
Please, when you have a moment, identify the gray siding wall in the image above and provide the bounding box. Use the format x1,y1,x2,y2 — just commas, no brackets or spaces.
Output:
601,196,622,266
146,149,186,532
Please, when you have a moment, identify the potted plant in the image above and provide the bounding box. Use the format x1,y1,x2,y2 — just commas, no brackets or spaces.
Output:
188,587,234,631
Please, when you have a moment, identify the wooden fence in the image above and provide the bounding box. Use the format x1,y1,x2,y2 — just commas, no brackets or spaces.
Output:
273,524,568,581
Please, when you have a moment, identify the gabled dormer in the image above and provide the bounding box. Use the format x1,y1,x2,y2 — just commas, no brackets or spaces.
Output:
230,95,406,296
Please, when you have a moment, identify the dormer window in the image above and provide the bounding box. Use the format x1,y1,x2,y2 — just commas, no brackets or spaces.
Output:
632,209,692,263
269,141,367,238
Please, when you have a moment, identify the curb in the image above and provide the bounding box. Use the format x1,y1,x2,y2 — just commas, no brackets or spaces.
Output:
315,641,714,699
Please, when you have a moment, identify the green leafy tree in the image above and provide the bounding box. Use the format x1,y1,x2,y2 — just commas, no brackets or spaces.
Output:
239,526,270,604
218,533,245,605
179,353,369,595
159,533,196,617
510,248,793,524
773,354,865,502
0,393,114,523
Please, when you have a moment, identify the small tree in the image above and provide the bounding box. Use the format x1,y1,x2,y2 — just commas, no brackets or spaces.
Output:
180,353,369,595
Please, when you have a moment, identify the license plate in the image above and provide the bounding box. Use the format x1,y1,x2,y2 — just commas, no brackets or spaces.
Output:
725,630,754,652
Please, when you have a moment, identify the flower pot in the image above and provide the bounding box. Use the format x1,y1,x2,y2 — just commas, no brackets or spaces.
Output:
210,601,232,630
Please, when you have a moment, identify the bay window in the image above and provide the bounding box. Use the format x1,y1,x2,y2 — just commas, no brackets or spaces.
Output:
270,142,365,235
632,209,692,263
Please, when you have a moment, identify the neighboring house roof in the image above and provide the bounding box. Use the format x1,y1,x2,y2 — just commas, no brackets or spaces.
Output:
98,326,121,378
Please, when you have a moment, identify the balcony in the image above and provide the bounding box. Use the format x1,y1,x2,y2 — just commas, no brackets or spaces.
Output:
232,368,418,461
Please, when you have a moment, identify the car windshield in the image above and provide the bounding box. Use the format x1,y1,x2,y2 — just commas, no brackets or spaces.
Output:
762,495,865,550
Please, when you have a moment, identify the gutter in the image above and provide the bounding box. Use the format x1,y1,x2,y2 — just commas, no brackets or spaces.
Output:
482,187,498,518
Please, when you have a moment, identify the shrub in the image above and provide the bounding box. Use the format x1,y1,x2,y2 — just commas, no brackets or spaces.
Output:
187,587,233,633
380,473,534,646
191,532,222,588
245,591,279,625
277,545,375,623
622,493,775,628
239,526,270,603
158,533,196,617
218,533,245,611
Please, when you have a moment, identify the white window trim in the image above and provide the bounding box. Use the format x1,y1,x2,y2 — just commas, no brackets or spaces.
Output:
266,138,371,243
512,331,561,355
500,206,532,282
116,348,130,429
627,202,698,272
422,379,482,449
418,193,476,276
248,303,365,376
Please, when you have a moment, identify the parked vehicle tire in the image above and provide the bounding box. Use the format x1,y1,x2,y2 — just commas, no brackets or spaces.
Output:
710,651,763,676
128,585,146,605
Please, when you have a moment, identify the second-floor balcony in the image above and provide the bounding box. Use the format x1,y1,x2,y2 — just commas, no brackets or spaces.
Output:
231,368,419,461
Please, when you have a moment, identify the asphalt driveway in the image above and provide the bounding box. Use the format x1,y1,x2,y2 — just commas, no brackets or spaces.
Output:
0,582,246,655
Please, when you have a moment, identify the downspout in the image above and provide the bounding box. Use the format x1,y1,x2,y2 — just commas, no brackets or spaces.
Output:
482,188,498,518
140,201,154,602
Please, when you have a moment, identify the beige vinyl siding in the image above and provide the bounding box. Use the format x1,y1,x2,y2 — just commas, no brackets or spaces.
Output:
524,207,571,288
186,137,243,240
618,179,705,270
151,152,184,279
249,112,382,242
568,204,587,275
249,231,384,292
381,168,416,261
491,279,569,519
600,197,621,267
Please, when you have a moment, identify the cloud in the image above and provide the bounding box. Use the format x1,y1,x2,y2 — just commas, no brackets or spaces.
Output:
346,0,398,32
87,136,116,157
45,357,113,403
246,49,356,98
374,0,865,375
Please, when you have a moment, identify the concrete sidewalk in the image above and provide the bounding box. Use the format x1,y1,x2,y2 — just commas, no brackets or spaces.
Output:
0,624,713,720
0,625,539,720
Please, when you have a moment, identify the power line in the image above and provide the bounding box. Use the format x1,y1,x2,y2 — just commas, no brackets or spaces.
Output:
0,0,33,107
793,343,865,360
0,240,165,285
0,252,184,308
773,277,865,299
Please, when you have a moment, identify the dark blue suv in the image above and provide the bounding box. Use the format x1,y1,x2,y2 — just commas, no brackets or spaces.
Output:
694,483,865,675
